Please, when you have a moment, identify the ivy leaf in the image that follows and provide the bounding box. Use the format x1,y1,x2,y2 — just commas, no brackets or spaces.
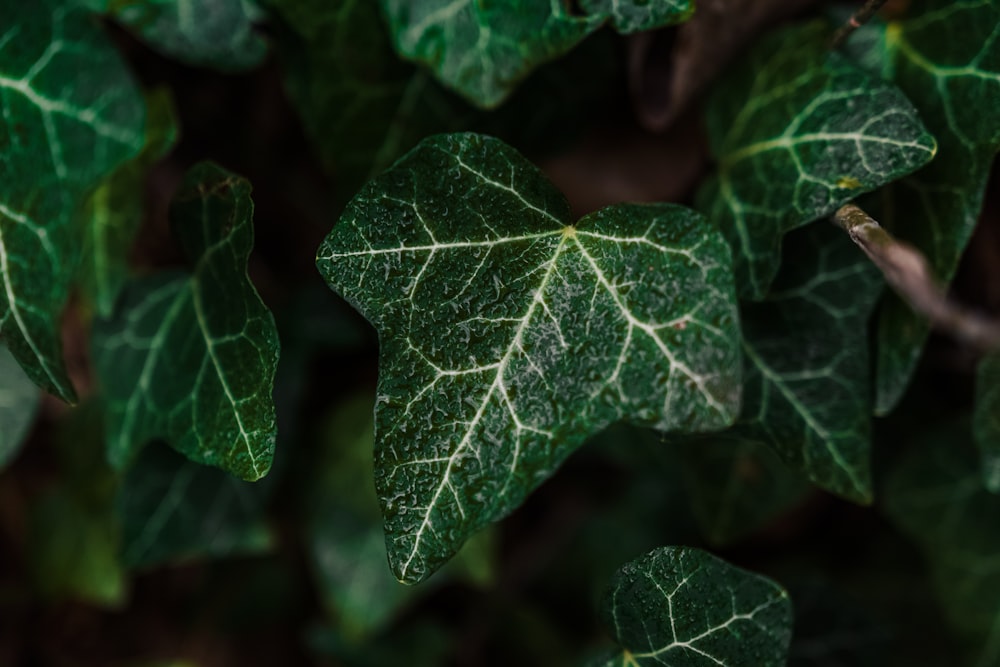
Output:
0,344,41,470
885,424,1000,665
379,0,693,108
697,21,936,300
0,0,145,401
591,547,792,666
119,442,274,569
106,0,267,71
317,133,741,583
837,2,1000,414
974,352,1000,493
79,88,179,317
93,162,280,481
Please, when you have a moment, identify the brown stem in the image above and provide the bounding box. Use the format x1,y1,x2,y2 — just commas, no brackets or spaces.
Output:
832,203,1000,350
831,0,890,49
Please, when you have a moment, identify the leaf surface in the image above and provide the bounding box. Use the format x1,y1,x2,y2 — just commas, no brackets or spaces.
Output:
592,547,792,666
379,0,692,107
108,0,266,71
838,2,1000,414
974,352,1000,493
697,21,936,300
0,0,145,401
93,163,280,480
0,344,40,470
317,133,741,583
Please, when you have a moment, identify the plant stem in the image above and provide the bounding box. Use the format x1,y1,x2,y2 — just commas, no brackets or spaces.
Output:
831,0,889,49
832,203,1000,350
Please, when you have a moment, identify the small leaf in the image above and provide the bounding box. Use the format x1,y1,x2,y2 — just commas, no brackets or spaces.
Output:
697,21,936,300
79,88,179,317
0,0,145,401
379,0,692,108
0,344,41,470
836,2,1000,414
885,424,1000,666
593,547,792,666
119,442,274,569
93,162,280,481
108,0,267,71
974,352,1000,493
317,133,741,583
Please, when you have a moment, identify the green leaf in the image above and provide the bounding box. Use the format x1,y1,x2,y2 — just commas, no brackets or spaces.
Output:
884,423,1000,666
0,343,41,470
0,0,145,401
379,0,692,108
697,21,936,300
837,2,1000,414
679,437,809,545
79,87,179,317
119,442,274,569
731,223,882,501
974,352,1000,493
316,133,741,583
592,547,792,666
93,162,280,481
107,0,267,71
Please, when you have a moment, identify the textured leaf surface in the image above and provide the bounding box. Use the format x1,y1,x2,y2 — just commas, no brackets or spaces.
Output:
732,223,882,501
108,0,266,71
838,2,1000,414
119,442,273,568
317,133,741,583
593,547,792,666
885,425,1000,666
80,88,178,317
697,21,936,300
0,344,40,470
0,0,145,401
93,163,280,480
974,352,1000,493
379,0,692,107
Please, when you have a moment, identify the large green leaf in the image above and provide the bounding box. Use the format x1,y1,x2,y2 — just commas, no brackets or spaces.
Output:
93,163,280,481
379,0,692,108
0,344,41,470
974,352,1000,493
107,0,267,71
837,2,1000,415
317,133,741,583
0,0,145,401
590,547,792,666
79,88,179,317
697,21,936,300
733,223,882,501
885,424,1000,666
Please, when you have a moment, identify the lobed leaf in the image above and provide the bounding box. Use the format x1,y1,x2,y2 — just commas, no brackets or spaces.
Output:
0,344,41,470
592,547,792,666
697,21,936,300
0,0,145,401
93,163,280,481
317,133,741,583
379,0,692,108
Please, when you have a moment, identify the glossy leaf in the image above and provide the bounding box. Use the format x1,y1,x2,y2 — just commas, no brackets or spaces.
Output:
0,344,40,470
79,87,179,317
93,163,280,481
379,0,692,107
592,547,792,666
317,133,741,583
837,2,1000,414
974,352,1000,493
697,21,936,300
108,0,267,71
0,0,145,401
885,424,1000,666
119,442,274,569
